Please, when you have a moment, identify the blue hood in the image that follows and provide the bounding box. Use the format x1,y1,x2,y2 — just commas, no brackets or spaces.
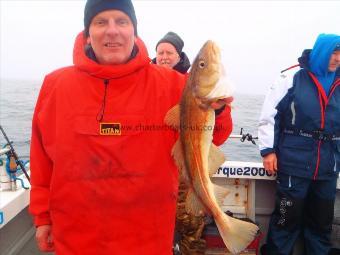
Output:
309,33,340,95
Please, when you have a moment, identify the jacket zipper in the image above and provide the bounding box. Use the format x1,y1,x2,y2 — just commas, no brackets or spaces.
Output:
96,79,109,122
308,73,340,180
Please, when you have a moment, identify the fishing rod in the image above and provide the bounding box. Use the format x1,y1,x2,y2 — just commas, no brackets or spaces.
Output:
0,125,30,182
229,128,258,145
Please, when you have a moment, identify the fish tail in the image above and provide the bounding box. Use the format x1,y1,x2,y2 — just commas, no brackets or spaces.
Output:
215,213,259,254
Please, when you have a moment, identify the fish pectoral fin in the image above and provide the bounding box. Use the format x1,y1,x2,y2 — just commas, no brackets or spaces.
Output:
208,144,226,177
172,139,190,183
164,104,180,130
185,188,207,216
195,97,212,111
213,184,229,208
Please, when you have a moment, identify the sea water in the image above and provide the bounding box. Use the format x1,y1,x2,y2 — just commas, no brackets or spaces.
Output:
0,79,264,162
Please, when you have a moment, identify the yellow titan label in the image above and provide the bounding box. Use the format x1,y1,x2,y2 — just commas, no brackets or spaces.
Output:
99,123,121,135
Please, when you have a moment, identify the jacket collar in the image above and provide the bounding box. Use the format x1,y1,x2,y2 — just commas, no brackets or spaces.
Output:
298,49,340,80
173,52,191,74
298,49,311,71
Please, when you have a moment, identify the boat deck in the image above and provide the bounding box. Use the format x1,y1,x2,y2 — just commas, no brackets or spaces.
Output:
16,234,51,255
1,161,339,255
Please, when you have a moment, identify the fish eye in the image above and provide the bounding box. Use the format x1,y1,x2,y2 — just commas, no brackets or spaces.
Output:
199,61,205,69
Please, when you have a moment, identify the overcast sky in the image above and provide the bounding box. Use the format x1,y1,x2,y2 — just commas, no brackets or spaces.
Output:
1,0,339,95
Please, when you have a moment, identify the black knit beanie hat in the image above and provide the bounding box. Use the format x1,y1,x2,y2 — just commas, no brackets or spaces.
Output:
156,32,184,54
84,0,138,36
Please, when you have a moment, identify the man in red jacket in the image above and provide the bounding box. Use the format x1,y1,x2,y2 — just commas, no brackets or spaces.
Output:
29,0,231,254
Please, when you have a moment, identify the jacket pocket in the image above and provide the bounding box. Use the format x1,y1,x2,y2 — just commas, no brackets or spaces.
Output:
68,114,154,182
333,141,340,173
278,134,315,170
317,141,336,176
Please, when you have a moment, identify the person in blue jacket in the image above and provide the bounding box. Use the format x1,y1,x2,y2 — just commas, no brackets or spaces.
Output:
258,33,340,255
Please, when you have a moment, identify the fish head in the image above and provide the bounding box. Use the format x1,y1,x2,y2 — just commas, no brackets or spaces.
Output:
190,40,233,105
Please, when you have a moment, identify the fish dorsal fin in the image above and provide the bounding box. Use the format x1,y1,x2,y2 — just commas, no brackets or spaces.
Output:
185,187,207,216
208,144,226,177
164,104,180,131
213,184,229,208
171,139,190,183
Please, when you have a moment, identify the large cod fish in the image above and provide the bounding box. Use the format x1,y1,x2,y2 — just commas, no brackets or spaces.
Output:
165,41,259,254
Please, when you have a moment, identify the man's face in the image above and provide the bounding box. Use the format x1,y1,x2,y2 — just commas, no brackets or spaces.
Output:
328,50,340,72
87,10,135,65
156,42,180,69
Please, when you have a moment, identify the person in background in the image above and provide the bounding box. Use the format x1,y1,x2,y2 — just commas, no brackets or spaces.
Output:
152,31,191,74
258,34,340,255
29,0,231,254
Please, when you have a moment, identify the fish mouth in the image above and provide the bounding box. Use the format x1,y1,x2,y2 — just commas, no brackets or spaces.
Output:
204,40,220,55
210,42,220,56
